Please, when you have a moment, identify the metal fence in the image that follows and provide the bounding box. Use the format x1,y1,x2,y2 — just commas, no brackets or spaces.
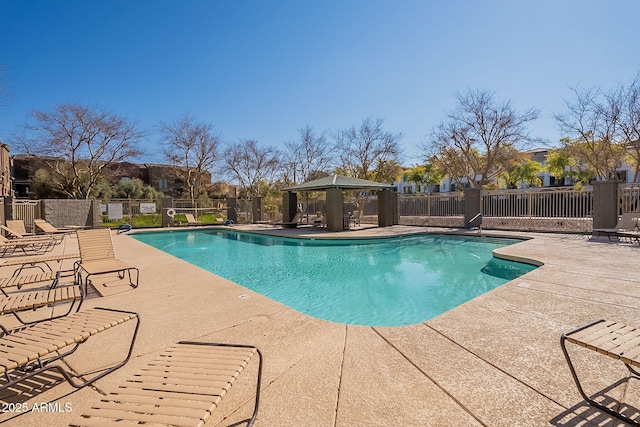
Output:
619,184,640,213
397,192,465,228
481,187,593,218
101,199,162,217
12,199,42,233
8,183,639,233
173,198,227,213
397,187,596,232
399,192,465,217
479,187,593,232
100,198,229,219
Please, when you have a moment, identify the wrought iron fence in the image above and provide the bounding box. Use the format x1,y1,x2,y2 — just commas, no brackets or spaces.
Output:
399,192,464,217
480,187,593,232
481,187,593,218
397,192,465,228
398,187,595,232
12,183,636,233
98,199,163,227
619,184,640,213
12,199,42,233
99,198,230,226
173,198,227,212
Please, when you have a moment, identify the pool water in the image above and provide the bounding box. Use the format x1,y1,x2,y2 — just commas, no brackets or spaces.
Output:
132,230,536,326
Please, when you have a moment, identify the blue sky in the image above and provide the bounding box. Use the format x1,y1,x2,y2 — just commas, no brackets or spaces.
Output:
1,0,639,166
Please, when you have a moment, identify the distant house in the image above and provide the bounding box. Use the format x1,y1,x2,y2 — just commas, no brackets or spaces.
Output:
104,161,148,185
207,181,237,198
393,147,639,193
12,154,40,198
145,163,212,198
525,148,637,186
0,142,11,197
10,155,213,199
392,174,439,194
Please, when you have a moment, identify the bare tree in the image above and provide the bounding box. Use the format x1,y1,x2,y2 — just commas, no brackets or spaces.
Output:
555,86,627,181
284,125,334,184
17,104,143,199
425,89,539,188
619,74,640,181
222,139,281,197
159,113,220,203
334,117,402,181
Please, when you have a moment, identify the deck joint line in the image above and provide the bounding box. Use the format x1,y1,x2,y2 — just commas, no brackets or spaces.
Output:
424,323,570,412
332,325,349,427
372,326,489,427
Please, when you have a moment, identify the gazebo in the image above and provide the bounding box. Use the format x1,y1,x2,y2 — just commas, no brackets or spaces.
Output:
282,174,398,231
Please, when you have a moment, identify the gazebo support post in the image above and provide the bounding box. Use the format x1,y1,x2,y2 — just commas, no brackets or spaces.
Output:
326,188,344,231
378,189,398,227
282,191,298,223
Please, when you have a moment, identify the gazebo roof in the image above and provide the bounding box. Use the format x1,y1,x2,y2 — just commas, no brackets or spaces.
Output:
283,174,395,191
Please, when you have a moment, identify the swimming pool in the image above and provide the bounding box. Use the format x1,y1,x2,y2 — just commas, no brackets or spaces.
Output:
132,230,536,326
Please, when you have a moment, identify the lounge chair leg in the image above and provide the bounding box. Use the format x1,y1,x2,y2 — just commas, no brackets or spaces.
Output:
128,268,139,288
0,308,139,393
248,347,263,426
66,311,140,388
10,294,84,326
19,308,139,390
12,263,47,277
561,321,640,427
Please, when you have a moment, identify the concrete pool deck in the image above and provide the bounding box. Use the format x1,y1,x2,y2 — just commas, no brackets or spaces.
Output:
1,224,639,426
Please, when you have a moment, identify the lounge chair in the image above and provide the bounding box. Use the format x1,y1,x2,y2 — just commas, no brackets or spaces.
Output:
214,212,226,224
0,307,139,391
76,228,140,289
618,229,640,244
0,269,69,292
1,223,63,245
350,210,362,227
313,213,326,228
70,341,262,427
5,219,60,239
184,213,204,226
0,255,83,324
0,282,84,324
281,212,304,228
5,219,35,236
33,218,74,235
591,213,639,241
0,252,80,276
0,234,58,256
561,319,640,426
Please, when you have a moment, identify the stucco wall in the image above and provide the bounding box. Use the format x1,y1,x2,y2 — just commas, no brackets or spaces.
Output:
42,199,102,228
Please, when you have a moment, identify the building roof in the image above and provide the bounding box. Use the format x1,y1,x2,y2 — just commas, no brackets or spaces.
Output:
283,174,395,191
